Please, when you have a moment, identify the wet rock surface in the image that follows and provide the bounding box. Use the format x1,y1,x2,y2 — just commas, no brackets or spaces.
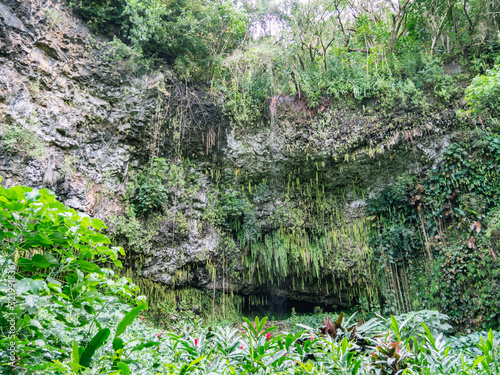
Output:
0,0,459,307
0,0,223,214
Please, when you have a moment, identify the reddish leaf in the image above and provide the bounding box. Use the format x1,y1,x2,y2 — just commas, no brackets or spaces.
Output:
467,237,475,249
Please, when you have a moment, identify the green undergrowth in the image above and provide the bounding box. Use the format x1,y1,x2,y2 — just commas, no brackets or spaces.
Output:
463,64,500,127
0,178,147,374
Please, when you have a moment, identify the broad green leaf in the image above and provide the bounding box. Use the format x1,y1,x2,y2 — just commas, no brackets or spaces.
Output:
16,278,32,295
29,319,43,330
132,341,159,351
341,337,348,353
91,218,107,230
113,337,124,352
25,294,40,307
33,234,54,246
46,277,61,286
32,254,52,268
472,356,486,369
39,188,56,201
18,258,35,272
72,341,80,373
43,253,60,266
25,189,41,203
30,279,47,293
80,328,111,368
241,316,257,336
78,260,100,273
351,358,362,375
179,356,206,375
78,315,91,325
421,322,435,347
117,362,130,375
114,303,147,338
390,316,400,338
264,326,278,334
270,349,286,364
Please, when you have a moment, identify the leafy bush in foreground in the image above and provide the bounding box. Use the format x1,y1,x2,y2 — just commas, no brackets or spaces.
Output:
0,179,152,374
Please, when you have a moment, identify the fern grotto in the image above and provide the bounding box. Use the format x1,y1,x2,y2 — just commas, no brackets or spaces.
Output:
0,0,500,374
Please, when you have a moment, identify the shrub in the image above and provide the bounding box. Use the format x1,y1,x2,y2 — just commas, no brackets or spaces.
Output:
465,65,500,121
130,158,170,216
109,205,158,252
129,157,202,217
71,0,248,79
0,179,153,373
0,117,48,160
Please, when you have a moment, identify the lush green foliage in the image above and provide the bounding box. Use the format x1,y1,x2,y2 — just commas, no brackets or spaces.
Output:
108,206,158,253
0,179,153,373
1,182,500,374
367,130,500,327
215,0,500,127
465,65,500,123
108,157,203,262
125,157,201,217
70,0,500,127
71,0,248,78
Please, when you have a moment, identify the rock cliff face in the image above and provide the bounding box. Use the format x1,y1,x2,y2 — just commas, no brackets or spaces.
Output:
1,0,147,213
0,0,460,309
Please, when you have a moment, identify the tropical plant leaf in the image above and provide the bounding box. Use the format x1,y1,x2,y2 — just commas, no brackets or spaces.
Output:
115,303,147,339
80,328,111,368
72,341,80,373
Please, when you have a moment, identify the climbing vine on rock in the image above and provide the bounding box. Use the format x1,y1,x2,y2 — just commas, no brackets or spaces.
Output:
367,129,500,329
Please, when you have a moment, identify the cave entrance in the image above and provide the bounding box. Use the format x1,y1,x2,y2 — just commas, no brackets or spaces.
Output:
242,294,336,320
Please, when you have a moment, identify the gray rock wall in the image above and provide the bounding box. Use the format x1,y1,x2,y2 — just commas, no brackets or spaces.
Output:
0,0,459,308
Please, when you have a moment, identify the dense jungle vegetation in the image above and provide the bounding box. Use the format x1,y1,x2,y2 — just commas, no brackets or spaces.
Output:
70,0,500,125
1,181,499,374
1,0,500,374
